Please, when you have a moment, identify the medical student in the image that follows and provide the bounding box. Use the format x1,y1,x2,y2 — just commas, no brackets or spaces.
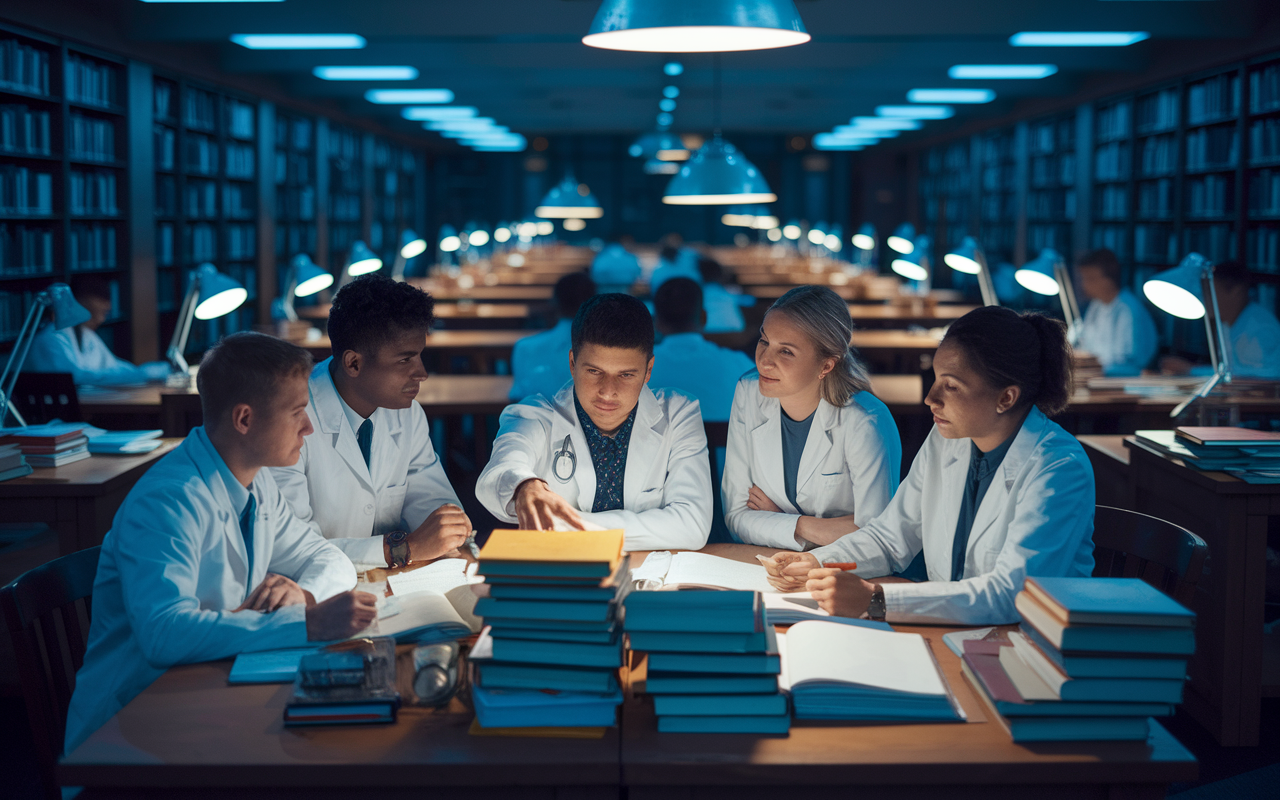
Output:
722,285,901,550
271,275,470,569
649,233,702,294
477,293,712,551
590,234,641,293
26,275,170,385
509,272,597,401
649,277,754,423
698,257,749,333
1162,260,1280,380
763,306,1095,626
65,333,374,753
1073,248,1158,377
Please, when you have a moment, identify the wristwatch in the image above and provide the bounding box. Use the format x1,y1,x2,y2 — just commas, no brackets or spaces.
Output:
867,584,887,621
386,530,411,569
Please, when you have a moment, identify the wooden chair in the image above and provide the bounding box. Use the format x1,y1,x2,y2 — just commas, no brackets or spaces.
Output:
704,421,733,544
0,546,101,800
1092,505,1208,607
13,372,82,425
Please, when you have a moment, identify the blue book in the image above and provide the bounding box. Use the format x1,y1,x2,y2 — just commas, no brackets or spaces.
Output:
475,596,615,623
472,683,621,728
488,626,618,644
643,672,780,695
624,602,760,633
476,662,619,694
483,617,616,633
491,635,624,668
654,693,788,717
624,590,757,609
657,714,790,734
1015,594,1195,655
1025,577,1195,628
1020,624,1189,679
628,629,769,653
647,626,780,674
489,584,621,602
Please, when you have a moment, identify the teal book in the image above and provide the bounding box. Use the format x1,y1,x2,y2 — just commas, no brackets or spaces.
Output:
488,626,618,644
624,589,757,609
474,596,615,623
623,598,761,633
472,683,621,728
653,693,788,717
476,662,619,694
657,714,790,734
488,584,622,602
1025,577,1195,628
1020,624,1188,680
490,634,624,668
643,672,780,695
477,560,612,579
483,616,617,633
1016,594,1195,655
647,626,779,674
627,629,769,653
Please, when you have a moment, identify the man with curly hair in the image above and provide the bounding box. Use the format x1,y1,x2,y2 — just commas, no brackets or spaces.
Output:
271,274,471,569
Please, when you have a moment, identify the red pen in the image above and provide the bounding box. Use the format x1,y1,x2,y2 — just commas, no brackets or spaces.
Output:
821,562,858,571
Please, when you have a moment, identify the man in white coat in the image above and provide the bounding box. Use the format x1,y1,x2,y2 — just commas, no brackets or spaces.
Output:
65,333,376,754
477,293,712,551
1073,249,1158,377
509,272,597,401
271,275,471,569
27,275,170,385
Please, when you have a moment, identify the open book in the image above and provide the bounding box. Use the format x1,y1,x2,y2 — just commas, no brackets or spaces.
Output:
629,551,774,593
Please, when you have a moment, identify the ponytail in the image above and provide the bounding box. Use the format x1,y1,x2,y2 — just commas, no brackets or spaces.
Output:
942,306,1073,416
1022,313,1073,415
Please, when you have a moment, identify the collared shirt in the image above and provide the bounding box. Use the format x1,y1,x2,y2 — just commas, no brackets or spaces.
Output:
780,408,816,513
950,433,1016,581
1076,288,1158,377
574,395,637,513
193,426,251,517
328,363,373,442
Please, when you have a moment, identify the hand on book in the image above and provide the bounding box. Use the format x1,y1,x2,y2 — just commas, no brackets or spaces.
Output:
235,573,308,613
306,590,379,641
806,569,876,619
514,478,585,531
759,552,818,593
408,503,473,562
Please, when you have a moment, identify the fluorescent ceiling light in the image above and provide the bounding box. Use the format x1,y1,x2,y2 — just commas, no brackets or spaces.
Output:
231,34,366,49
849,117,922,131
315,66,418,81
1010,32,1149,47
832,126,898,139
426,118,498,131
948,64,1057,79
473,145,526,152
813,134,866,151
401,106,478,121
366,89,454,104
819,132,878,145
907,88,995,104
876,105,954,119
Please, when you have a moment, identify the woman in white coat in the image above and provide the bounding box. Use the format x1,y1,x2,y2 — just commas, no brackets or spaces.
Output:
765,306,1095,626
722,285,901,549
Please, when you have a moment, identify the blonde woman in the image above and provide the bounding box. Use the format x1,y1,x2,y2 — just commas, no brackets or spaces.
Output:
722,285,901,549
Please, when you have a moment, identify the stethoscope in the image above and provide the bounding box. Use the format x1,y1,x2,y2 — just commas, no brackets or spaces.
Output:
552,435,576,483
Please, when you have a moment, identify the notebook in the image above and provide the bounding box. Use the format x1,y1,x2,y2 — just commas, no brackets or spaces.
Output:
630,551,774,593
1175,426,1280,447
761,592,893,630
1024,577,1194,628
1016,593,1196,655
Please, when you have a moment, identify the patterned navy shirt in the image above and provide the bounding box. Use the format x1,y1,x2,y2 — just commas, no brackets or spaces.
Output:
575,396,638,513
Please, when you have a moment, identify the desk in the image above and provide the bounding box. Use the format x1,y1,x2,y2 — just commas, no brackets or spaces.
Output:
296,302,533,329
0,439,180,554
420,329,534,374
848,304,978,328
408,282,554,303
850,330,942,372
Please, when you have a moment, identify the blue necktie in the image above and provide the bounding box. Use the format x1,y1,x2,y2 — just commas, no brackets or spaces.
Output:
239,493,256,580
951,454,993,581
357,419,373,469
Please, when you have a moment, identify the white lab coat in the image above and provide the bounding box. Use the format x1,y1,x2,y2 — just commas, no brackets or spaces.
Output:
648,333,754,423
650,260,702,294
64,428,355,753
270,358,462,567
26,323,167,385
810,406,1095,626
722,373,902,550
476,382,713,551
591,244,642,290
509,320,572,401
1075,288,1158,377
702,283,748,333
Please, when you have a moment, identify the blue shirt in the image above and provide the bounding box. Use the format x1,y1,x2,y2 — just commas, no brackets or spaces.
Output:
780,409,815,513
950,434,1016,581
574,396,637,513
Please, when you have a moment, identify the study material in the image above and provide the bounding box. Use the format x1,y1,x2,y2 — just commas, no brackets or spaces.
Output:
624,591,762,633
1024,577,1196,628
0,463,33,481
283,637,400,726
385,558,477,597
1008,632,1185,703
474,597,617,623
1134,429,1280,482
646,626,781,674
943,628,998,658
1175,426,1280,447
84,428,163,454
362,590,477,644
0,421,85,444
472,653,620,694
471,682,622,729
228,648,315,684
15,434,87,454
489,632,624,669
653,693,789,717
642,672,781,695
761,593,893,631
23,445,89,468
627,629,770,653
1015,592,1195,655
779,620,963,722
656,714,791,734
476,528,625,579
631,551,774,592
1019,623,1188,679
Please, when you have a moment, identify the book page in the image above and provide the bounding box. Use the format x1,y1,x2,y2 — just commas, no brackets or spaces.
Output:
782,620,947,697
662,552,775,593
629,551,673,588
386,558,476,597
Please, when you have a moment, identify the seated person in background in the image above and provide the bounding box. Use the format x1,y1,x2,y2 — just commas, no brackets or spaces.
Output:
510,272,597,400
649,277,754,423
590,234,641,292
65,333,373,753
27,275,170,385
477,293,712,551
698,257,748,333
271,275,471,569
765,306,1095,626
1162,260,1280,380
723,286,901,550
1073,248,1158,377
649,233,702,294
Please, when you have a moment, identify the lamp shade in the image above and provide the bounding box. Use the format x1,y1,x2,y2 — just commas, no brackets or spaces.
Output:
721,203,771,227
944,236,983,275
1015,248,1063,296
399,229,428,259
45,283,91,329
582,0,810,53
663,136,776,205
629,130,689,160
891,235,930,281
1143,252,1212,320
192,263,248,320
887,223,916,254
535,176,605,219
439,224,461,252
290,254,333,297
346,240,383,276
851,223,876,251
643,157,681,175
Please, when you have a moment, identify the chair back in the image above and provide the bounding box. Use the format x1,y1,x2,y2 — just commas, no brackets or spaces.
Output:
13,372,83,424
0,546,101,800
1091,506,1208,607
703,421,732,544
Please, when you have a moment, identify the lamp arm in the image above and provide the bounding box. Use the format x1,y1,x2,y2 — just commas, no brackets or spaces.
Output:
167,271,200,374
0,295,52,427
1054,262,1082,339
391,253,407,282
282,269,300,323
1203,271,1232,384
974,249,998,307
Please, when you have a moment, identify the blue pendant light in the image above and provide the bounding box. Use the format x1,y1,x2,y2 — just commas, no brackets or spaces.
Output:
535,174,605,219
582,0,810,53
630,129,690,160
663,136,776,204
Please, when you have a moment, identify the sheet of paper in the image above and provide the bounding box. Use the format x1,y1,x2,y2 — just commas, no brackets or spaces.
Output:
782,620,948,697
663,551,775,593
386,557,472,597
762,592,827,615
629,550,672,588
941,627,996,657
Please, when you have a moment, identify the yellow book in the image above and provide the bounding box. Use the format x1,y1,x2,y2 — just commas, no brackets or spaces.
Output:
478,529,624,577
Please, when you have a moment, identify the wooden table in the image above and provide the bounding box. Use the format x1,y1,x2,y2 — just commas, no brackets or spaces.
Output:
0,439,181,554
276,330,535,373
848,304,978,328
408,283,554,303
296,302,533,329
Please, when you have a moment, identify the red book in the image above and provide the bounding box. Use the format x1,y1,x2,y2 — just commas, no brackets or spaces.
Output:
1175,426,1280,447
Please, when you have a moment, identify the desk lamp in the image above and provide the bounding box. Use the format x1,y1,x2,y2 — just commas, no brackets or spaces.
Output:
277,254,333,322
336,240,383,290
1143,253,1230,417
0,283,90,426
891,234,931,290
1015,248,1082,339
887,223,916,255
166,263,247,375
945,236,999,307
851,223,876,268
392,230,428,282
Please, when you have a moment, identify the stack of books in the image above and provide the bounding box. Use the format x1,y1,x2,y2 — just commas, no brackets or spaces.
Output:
626,590,790,734
1135,426,1280,483
468,529,628,730
283,637,400,726
0,422,89,467
0,441,31,481
962,576,1194,742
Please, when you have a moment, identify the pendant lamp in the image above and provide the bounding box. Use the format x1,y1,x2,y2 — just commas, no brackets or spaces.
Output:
535,174,605,219
582,0,810,53
630,129,690,161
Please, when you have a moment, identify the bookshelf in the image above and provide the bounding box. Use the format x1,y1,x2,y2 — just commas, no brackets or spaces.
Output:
326,122,362,273
977,126,1018,267
371,139,420,268
273,109,318,300
1090,96,1132,265
919,139,972,288
1027,111,1076,264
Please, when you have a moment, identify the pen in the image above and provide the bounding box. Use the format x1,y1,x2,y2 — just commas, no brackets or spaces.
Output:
822,562,858,571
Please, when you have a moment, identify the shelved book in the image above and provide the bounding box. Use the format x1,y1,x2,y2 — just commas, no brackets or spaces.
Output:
624,589,790,735
470,529,628,730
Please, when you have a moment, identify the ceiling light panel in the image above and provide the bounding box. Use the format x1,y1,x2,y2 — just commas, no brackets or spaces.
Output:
315,66,419,81
230,34,366,49
907,88,996,104
1009,32,1149,47
948,64,1057,79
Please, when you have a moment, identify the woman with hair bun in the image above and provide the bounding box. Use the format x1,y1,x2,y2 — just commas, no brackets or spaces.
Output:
722,285,902,549
762,305,1096,626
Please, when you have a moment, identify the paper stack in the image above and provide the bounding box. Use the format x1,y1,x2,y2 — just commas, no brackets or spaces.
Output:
0,441,32,481
1135,427,1280,484
962,576,1194,742
625,589,790,734
0,422,88,467
469,529,628,729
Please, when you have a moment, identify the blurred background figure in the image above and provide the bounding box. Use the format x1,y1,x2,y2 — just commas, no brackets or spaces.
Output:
649,232,702,294
698,257,749,334
509,272,597,400
1162,260,1280,380
1073,248,1158,377
590,233,641,293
